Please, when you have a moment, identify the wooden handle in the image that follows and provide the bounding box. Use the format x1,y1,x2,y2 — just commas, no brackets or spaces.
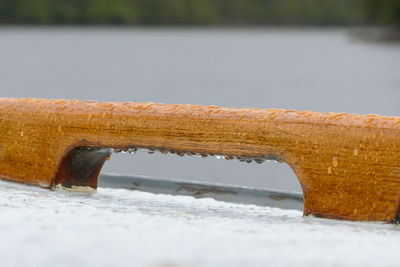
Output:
1,98,400,223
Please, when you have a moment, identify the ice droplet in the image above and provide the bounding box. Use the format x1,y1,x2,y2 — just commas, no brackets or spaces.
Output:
127,147,137,155
255,159,265,164
238,157,246,162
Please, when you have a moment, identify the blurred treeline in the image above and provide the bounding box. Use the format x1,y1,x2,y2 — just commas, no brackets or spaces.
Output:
363,0,400,26
0,0,398,26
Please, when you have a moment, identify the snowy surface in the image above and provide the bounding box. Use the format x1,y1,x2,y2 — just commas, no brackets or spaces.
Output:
0,180,399,267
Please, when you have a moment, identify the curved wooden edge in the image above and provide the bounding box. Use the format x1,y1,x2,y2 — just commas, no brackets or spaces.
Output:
1,98,400,223
54,147,112,188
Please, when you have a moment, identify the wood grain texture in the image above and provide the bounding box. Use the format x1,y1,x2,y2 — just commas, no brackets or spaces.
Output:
1,97,400,222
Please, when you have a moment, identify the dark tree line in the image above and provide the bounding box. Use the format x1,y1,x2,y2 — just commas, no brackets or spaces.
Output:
0,0,398,26
363,0,400,27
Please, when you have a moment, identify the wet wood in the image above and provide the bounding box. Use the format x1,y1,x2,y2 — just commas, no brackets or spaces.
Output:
1,98,400,223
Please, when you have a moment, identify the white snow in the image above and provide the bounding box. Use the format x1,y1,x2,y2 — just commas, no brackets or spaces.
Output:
0,180,399,267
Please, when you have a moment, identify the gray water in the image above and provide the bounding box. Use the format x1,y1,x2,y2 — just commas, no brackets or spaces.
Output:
1,27,399,192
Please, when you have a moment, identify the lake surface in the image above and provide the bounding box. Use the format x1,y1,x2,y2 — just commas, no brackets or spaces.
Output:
1,27,399,192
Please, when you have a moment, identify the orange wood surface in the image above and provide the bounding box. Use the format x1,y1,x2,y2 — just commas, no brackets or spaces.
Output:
1,98,400,222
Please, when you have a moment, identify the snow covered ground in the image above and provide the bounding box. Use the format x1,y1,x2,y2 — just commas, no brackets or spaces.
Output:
0,180,399,267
